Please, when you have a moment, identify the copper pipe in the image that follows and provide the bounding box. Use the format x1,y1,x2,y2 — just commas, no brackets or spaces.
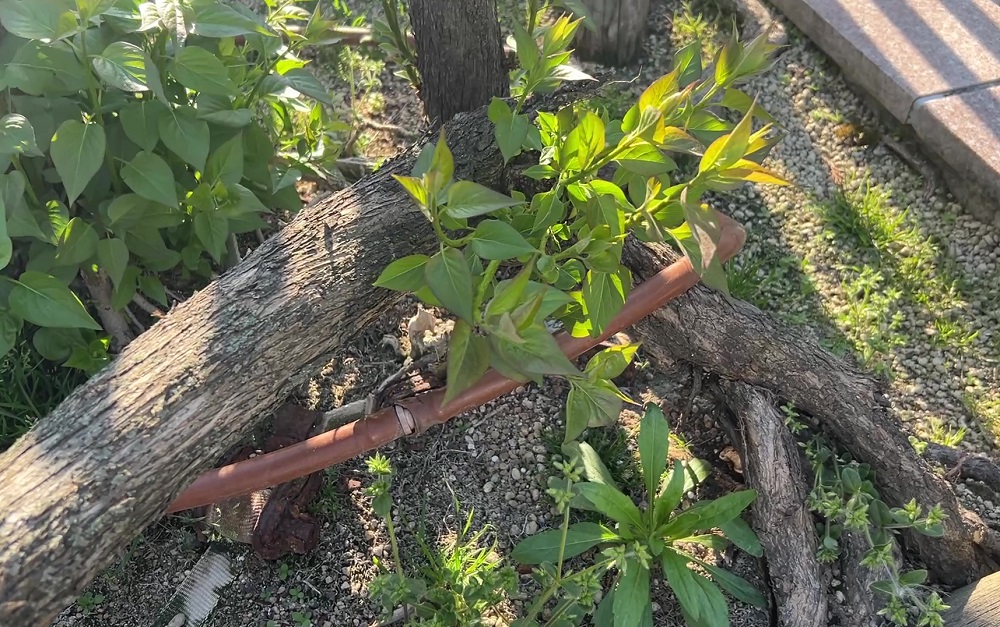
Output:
167,213,745,514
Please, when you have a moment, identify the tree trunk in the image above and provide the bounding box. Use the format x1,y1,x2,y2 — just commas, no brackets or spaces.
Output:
621,238,999,586
573,0,651,66
0,112,504,627
410,0,509,126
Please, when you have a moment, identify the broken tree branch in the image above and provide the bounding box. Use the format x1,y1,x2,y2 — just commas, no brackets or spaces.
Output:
711,379,828,627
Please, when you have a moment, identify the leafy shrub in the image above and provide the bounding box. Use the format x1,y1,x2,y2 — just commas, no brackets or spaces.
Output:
0,0,349,371
511,404,765,626
375,18,786,439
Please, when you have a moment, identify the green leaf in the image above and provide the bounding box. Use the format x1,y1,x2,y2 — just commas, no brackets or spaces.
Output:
138,274,167,307
510,19,538,71
426,130,453,194
53,217,98,267
118,100,165,151
564,111,604,170
653,463,686,526
715,27,741,87
277,68,333,105
585,342,640,380
193,206,228,263
700,562,767,608
639,71,679,114
188,1,272,37
661,549,705,624
493,323,578,378
171,46,237,96
565,378,622,442
374,255,429,292
76,0,117,22
574,482,643,530
121,151,178,208
484,265,532,318
97,238,129,289
107,194,180,230
92,41,153,92
719,517,763,557
699,107,752,173
3,173,46,241
561,440,616,487
205,132,244,185
425,248,474,324
616,141,676,176
32,326,85,362
488,98,528,163
443,320,490,405
682,458,712,493
0,0,77,40
7,40,88,96
0,113,43,158
393,174,429,209
10,271,100,330
898,569,928,586
470,220,535,260
111,265,140,311
614,561,651,627
158,107,209,170
673,40,703,87
639,403,670,511
664,490,758,538
582,269,628,337
0,308,22,358
445,181,523,219
50,120,106,205
511,522,614,565
198,107,253,127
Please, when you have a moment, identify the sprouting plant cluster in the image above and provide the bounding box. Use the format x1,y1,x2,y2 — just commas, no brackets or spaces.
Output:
0,0,350,370
784,406,950,627
366,454,518,626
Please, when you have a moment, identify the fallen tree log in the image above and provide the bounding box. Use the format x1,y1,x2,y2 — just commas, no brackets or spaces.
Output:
623,237,999,586
711,380,828,627
0,109,505,625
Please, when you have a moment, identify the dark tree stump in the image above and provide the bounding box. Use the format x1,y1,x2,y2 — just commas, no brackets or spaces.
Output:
573,0,651,66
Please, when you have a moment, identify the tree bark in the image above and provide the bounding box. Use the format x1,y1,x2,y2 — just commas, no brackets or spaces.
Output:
621,237,998,586
410,0,509,126
573,0,651,66
0,111,503,627
711,380,828,627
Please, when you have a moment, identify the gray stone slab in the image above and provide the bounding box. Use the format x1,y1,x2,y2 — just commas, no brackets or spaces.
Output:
768,0,1000,121
910,87,1000,226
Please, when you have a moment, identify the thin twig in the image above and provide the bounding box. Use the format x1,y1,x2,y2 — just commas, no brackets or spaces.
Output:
132,294,165,318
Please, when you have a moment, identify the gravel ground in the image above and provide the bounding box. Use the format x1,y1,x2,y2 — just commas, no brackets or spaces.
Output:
54,0,1000,625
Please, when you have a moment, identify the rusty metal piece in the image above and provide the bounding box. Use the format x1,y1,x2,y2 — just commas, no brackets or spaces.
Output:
167,214,746,514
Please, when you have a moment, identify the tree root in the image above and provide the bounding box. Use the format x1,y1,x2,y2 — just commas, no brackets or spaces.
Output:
835,531,887,627
710,379,828,627
923,443,1000,494
621,236,999,585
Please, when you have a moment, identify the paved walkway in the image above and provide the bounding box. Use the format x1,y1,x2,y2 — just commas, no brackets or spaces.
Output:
767,0,1000,225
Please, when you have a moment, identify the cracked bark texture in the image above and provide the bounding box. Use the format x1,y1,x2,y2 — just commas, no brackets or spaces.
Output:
573,0,651,66
712,380,827,627
410,0,508,126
